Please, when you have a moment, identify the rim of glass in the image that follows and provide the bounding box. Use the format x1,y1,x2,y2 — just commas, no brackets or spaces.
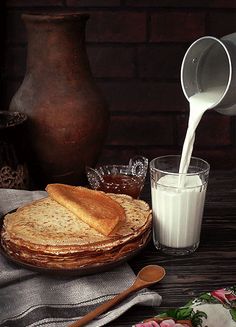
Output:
150,155,210,176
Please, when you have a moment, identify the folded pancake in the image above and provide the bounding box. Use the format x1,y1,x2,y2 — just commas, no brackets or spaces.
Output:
46,184,126,236
1,193,152,269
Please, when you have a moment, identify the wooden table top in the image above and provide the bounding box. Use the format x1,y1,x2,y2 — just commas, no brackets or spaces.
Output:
107,169,236,326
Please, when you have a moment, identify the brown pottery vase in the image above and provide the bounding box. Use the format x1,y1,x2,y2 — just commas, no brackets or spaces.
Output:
9,13,109,188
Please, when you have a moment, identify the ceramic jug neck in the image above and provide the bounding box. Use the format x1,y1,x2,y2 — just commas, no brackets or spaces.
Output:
23,14,91,79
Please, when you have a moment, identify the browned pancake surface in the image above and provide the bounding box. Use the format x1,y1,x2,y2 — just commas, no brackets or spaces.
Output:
46,184,126,236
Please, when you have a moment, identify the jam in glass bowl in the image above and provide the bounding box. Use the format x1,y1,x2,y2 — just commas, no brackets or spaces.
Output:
86,156,148,199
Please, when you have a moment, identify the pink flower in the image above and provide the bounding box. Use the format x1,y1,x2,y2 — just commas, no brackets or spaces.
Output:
135,320,189,327
135,322,160,327
135,319,189,327
160,319,176,327
211,288,236,304
160,320,189,327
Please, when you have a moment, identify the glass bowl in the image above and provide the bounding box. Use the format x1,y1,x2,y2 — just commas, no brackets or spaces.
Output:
86,156,148,199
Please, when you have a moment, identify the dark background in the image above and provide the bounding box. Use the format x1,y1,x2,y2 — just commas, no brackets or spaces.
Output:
2,0,236,170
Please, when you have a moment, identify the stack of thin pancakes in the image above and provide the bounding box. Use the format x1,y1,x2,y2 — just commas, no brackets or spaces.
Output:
1,191,152,270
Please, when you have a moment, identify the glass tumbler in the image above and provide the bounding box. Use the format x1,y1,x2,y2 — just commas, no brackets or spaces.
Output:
150,155,210,256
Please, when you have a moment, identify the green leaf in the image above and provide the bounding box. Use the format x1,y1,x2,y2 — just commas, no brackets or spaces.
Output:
164,309,179,318
191,310,207,327
176,307,193,319
195,310,207,319
228,286,236,294
198,293,214,303
230,308,236,322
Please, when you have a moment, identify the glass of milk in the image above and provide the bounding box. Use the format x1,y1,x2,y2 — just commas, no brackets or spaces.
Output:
150,155,210,256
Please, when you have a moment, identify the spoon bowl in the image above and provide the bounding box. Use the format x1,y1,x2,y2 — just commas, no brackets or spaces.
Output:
137,264,166,284
69,264,165,327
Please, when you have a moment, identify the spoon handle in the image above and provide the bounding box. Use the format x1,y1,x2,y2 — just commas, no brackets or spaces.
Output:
68,282,144,327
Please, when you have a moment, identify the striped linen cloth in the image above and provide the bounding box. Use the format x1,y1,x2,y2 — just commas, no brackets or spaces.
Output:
0,189,161,327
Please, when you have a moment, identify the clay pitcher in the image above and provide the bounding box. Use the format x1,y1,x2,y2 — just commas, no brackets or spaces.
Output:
9,13,109,188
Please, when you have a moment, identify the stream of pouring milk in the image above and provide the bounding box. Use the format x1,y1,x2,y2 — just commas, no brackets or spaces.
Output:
152,87,225,249
179,87,225,175
177,87,224,188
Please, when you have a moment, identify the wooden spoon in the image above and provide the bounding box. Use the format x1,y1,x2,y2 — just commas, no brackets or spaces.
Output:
68,265,166,327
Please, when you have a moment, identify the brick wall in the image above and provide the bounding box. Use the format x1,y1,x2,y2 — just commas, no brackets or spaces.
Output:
2,0,236,169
